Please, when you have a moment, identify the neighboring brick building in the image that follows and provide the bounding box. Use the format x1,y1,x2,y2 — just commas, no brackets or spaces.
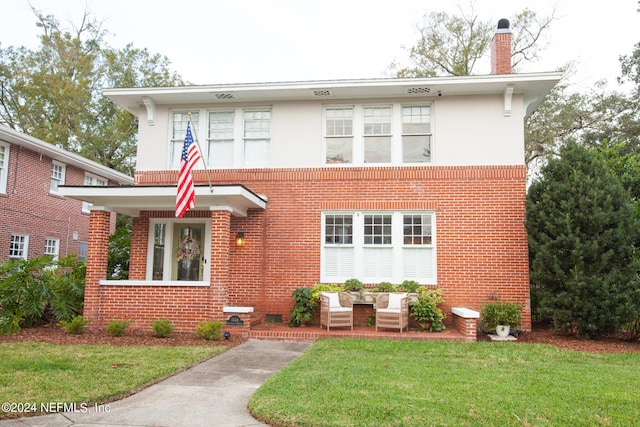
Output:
61,23,561,336
0,125,134,262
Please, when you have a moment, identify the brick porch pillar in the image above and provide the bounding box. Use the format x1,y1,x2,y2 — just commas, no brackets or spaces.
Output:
84,209,111,328
210,209,232,320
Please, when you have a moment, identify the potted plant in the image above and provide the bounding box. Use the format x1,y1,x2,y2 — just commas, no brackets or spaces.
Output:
480,298,522,337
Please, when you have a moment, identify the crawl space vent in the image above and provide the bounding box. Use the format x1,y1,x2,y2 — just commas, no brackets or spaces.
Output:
406,87,431,95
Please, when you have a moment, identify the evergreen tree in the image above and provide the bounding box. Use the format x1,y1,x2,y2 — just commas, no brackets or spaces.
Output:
526,141,640,337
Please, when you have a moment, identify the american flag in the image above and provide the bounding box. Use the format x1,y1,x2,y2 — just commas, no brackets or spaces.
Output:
176,121,201,218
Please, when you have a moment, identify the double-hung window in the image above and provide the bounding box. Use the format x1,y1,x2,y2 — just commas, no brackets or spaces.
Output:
50,161,66,194
324,104,432,166
44,238,60,261
0,142,9,194
208,111,234,167
402,106,431,163
321,211,436,284
325,108,353,164
171,112,200,169
83,173,107,213
363,106,392,163
9,234,29,260
243,110,271,167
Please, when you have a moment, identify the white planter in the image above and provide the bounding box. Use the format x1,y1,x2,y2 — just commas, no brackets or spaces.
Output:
495,324,510,338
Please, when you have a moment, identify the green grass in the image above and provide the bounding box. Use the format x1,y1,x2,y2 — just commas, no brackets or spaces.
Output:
0,342,226,417
249,339,640,427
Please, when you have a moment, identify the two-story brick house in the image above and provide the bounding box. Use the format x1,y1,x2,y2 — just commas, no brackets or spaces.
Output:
60,23,561,336
0,125,134,262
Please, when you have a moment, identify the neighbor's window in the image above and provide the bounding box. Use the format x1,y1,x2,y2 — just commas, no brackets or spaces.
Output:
243,110,271,167
325,107,353,164
82,173,107,213
50,161,66,194
171,112,200,169
208,111,235,167
78,242,88,260
402,106,431,163
44,238,60,261
363,106,392,163
9,234,29,260
0,142,9,194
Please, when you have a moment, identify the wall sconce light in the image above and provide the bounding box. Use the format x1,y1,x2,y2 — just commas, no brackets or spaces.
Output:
235,232,245,247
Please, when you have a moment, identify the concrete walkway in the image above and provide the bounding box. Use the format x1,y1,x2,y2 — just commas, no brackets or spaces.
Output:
1,339,311,427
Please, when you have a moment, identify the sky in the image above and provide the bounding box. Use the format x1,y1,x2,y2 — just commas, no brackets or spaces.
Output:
1,0,639,92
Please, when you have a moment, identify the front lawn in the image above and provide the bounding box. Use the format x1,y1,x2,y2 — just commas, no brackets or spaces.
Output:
249,339,640,426
0,342,225,418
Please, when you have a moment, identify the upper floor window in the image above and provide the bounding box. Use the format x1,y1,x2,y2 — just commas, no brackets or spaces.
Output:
402,106,431,163
243,110,271,167
83,173,108,213
50,161,66,194
9,234,29,260
325,108,353,164
363,106,392,163
0,142,9,194
324,104,432,166
208,111,234,167
171,112,200,169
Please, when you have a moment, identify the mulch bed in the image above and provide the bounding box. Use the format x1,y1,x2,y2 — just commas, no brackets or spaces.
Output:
1,323,639,354
0,323,247,348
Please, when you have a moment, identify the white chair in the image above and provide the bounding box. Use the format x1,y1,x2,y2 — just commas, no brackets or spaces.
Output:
320,292,354,331
375,292,409,332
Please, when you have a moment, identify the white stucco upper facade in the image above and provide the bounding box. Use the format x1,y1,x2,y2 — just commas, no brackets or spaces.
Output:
104,74,561,172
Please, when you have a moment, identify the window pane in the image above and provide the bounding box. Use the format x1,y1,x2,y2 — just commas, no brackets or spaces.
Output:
364,215,392,245
402,106,430,134
326,137,353,164
364,136,391,163
403,135,431,163
153,224,165,280
244,139,269,167
403,214,432,245
326,108,353,136
172,112,199,140
325,214,353,244
364,107,391,135
209,140,233,167
209,111,234,139
244,111,271,138
9,234,27,259
173,224,204,281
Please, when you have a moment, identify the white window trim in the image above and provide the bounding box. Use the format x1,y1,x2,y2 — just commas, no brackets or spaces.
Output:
169,108,272,169
44,237,60,262
50,160,66,195
323,103,433,167
9,233,29,260
0,141,9,194
82,172,108,213
146,218,211,284
320,211,437,284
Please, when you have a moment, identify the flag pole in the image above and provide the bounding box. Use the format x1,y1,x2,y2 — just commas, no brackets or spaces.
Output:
188,112,214,193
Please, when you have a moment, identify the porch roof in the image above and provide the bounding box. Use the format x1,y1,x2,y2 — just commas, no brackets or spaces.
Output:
58,184,267,217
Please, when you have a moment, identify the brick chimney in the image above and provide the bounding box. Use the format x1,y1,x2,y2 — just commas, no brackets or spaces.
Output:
490,18,511,74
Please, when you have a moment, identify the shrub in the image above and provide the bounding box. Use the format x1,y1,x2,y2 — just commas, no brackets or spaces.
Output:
0,254,85,334
288,287,314,327
197,321,224,341
480,298,522,330
373,282,396,292
343,278,364,292
398,280,420,293
310,283,344,306
106,320,131,337
60,315,90,335
411,288,445,332
151,319,174,338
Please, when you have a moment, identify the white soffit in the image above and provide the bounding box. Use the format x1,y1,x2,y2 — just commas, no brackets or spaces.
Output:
58,185,267,217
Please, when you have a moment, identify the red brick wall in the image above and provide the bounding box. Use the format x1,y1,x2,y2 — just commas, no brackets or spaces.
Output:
0,144,116,262
101,165,530,332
